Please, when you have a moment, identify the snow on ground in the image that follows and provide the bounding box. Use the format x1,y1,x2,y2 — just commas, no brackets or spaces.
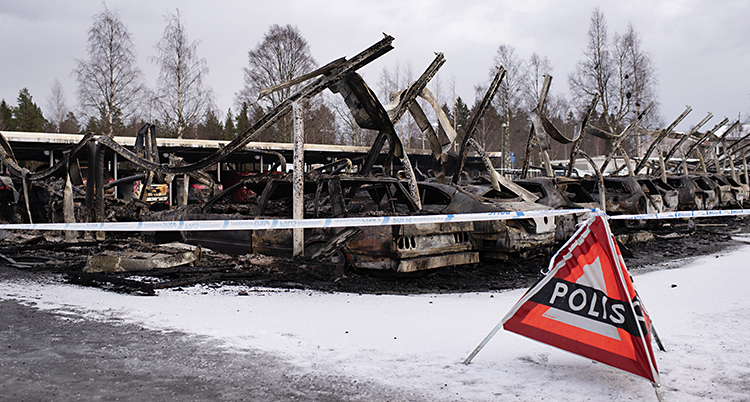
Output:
2,245,750,401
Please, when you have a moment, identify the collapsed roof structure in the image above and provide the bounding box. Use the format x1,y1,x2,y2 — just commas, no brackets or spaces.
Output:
0,34,748,285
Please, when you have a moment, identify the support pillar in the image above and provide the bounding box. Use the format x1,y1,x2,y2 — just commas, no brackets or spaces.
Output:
292,102,305,257
181,174,189,206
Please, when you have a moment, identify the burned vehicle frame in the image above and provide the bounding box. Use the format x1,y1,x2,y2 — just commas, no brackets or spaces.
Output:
451,179,557,259
513,176,598,241
155,173,479,273
665,175,719,211
707,174,745,208
581,176,661,216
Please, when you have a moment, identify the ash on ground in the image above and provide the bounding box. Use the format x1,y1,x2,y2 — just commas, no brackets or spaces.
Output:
1,216,747,296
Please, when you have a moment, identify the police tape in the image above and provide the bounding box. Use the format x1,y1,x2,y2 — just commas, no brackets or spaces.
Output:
0,208,592,232
609,208,750,220
1,207,749,232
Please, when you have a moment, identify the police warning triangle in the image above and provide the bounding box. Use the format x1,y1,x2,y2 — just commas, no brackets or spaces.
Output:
502,214,660,384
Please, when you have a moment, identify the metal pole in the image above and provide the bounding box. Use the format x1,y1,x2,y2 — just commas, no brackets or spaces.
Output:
292,101,305,257
463,320,503,365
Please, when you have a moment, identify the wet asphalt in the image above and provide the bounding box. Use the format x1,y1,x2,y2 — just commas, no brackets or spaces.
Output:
0,267,424,402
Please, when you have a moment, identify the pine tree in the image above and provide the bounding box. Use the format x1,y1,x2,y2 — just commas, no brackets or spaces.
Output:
60,112,82,133
222,108,235,140
13,88,47,132
196,109,223,140
235,102,250,137
454,96,471,137
0,100,13,130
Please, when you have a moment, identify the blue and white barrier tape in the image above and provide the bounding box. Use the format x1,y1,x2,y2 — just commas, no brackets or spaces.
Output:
609,209,750,220
0,207,748,232
0,208,591,232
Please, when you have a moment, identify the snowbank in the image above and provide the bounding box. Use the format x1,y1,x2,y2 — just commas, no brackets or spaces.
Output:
2,245,750,401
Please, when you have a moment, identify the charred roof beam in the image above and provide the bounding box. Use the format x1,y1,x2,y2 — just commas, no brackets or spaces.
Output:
453,66,506,185
633,106,692,175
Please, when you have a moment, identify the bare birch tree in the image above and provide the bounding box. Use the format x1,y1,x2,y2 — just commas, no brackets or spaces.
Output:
46,79,69,133
151,9,215,139
74,6,146,136
379,60,419,147
569,7,613,133
235,24,316,142
616,23,660,154
524,53,553,108
570,8,659,138
491,44,526,169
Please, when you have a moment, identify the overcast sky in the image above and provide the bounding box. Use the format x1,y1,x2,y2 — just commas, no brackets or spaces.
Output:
1,0,748,131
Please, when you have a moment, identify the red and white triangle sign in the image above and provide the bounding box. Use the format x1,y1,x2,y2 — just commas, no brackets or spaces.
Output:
502,214,660,384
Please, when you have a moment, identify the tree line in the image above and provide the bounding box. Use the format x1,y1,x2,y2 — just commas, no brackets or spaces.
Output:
0,6,660,165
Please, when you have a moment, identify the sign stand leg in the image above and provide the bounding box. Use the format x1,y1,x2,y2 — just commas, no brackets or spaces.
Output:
462,320,503,365
652,324,666,352
653,383,665,402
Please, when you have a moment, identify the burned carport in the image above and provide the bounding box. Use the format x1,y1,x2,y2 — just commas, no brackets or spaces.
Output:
0,34,749,296
0,36,505,284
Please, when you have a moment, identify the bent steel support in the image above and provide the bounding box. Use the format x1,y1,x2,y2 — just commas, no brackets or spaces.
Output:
521,74,552,179
454,66,506,185
566,95,600,177
634,106,692,175
684,118,734,161
0,132,95,181
663,112,713,165
597,102,655,175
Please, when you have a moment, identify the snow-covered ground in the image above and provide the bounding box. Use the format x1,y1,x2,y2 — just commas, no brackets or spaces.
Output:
2,245,750,401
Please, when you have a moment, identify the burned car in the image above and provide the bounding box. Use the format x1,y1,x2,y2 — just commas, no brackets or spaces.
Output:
0,176,19,223
731,174,750,207
649,177,680,212
708,174,745,208
513,176,598,241
665,175,719,211
152,173,479,274
451,178,557,259
581,176,661,215
636,177,667,213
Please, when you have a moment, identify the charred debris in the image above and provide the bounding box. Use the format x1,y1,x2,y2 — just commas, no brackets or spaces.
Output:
1,35,748,294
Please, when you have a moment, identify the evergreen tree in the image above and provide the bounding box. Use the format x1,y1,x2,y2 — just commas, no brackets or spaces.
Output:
454,96,471,138
196,109,223,140
235,102,250,137
305,101,338,144
222,108,235,140
0,100,13,130
13,88,47,132
60,111,82,133
84,116,100,133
